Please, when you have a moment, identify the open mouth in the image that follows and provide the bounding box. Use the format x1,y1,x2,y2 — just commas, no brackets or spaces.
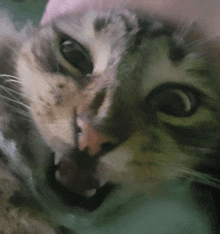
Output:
45,109,117,211
46,157,116,212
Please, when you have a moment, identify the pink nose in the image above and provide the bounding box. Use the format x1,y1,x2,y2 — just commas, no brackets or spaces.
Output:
78,121,116,155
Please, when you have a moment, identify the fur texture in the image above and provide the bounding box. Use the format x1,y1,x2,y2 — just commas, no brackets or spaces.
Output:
0,4,220,234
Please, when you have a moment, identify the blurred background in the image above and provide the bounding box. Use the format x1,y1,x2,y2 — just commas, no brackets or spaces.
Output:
0,0,47,26
0,0,220,36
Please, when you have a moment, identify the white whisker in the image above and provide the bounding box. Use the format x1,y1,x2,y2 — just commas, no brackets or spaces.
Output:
0,74,19,80
175,20,197,43
1,100,31,119
0,85,21,95
0,93,30,110
4,79,22,84
19,117,32,123
0,84,22,102
0,85,28,100
175,167,220,189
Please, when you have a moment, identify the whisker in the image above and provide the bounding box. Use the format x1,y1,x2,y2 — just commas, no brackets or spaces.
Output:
176,167,220,189
174,21,197,43
1,100,31,119
0,84,22,103
0,93,31,110
0,85,21,95
40,78,56,93
0,85,28,100
3,81,21,92
4,79,22,84
0,74,19,80
17,117,33,123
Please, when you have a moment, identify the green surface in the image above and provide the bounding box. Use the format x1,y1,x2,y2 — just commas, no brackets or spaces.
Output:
0,0,47,26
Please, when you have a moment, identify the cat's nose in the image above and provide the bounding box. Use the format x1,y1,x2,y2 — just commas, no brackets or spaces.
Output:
77,120,117,155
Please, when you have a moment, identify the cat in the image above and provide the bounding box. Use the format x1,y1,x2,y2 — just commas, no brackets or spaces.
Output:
0,2,220,234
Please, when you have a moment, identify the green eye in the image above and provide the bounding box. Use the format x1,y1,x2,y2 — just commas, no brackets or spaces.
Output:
60,38,93,75
146,84,201,117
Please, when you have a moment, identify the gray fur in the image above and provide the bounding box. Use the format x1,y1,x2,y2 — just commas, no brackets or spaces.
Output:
0,7,220,234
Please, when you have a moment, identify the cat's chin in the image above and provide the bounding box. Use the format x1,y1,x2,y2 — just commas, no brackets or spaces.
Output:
45,153,117,212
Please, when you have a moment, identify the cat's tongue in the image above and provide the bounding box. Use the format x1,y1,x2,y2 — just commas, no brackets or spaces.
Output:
55,159,100,197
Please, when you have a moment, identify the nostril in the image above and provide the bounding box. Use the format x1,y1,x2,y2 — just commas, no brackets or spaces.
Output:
77,119,118,155
101,142,117,152
76,125,82,134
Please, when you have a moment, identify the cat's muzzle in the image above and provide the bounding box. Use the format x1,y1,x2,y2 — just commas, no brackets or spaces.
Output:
46,109,118,211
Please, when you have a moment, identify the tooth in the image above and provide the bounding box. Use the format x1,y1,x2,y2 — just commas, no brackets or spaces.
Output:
55,170,61,180
99,178,107,187
54,152,62,165
83,189,96,197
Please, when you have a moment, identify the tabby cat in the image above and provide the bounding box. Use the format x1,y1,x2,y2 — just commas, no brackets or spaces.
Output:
0,2,220,234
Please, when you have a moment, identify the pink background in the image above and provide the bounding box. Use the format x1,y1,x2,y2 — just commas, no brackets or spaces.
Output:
41,0,220,35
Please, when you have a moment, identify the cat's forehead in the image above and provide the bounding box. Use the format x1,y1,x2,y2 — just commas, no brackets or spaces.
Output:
53,9,139,48
53,9,138,37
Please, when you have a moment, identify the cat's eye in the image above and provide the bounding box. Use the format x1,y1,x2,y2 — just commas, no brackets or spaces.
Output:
60,39,93,75
146,84,200,117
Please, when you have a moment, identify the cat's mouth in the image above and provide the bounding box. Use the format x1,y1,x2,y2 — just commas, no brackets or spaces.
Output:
46,152,116,211
45,109,118,211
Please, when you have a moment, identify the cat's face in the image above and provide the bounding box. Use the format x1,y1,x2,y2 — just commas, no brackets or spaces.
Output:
16,8,220,198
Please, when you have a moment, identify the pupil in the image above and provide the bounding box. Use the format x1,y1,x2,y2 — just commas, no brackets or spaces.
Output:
159,91,187,115
147,86,199,117
60,39,93,75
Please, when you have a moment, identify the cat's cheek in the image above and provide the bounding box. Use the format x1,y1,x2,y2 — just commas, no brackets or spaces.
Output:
97,133,148,184
98,131,171,184
97,158,135,185
30,106,73,151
